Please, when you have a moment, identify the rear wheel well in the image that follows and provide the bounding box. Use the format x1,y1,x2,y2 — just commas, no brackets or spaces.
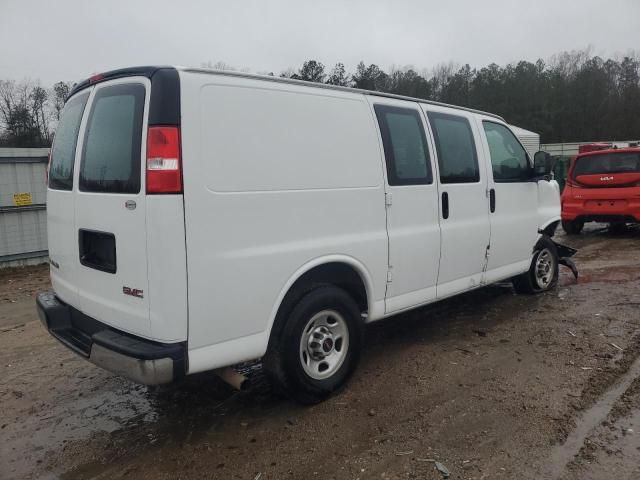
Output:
268,263,368,344
286,263,367,313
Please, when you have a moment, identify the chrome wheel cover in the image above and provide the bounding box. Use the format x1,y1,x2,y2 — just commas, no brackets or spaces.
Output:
534,248,555,289
299,310,349,380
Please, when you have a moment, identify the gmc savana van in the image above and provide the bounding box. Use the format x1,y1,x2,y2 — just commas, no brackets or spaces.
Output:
38,66,563,403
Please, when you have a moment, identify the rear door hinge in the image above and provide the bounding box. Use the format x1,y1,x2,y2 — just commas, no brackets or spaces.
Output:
386,267,393,283
385,192,393,206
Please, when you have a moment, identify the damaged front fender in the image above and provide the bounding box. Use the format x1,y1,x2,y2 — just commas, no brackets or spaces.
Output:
553,241,579,279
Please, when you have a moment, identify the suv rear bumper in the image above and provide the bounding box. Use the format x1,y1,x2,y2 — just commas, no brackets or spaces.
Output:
562,213,639,223
36,291,186,385
561,187,640,222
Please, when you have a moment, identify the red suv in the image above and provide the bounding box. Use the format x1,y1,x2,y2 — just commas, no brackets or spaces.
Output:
562,147,640,234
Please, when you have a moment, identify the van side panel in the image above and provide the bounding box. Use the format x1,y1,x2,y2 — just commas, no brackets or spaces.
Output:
180,72,388,369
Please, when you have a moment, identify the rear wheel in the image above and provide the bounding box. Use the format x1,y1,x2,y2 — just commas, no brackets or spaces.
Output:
263,285,364,404
562,219,584,235
609,222,628,234
512,236,559,294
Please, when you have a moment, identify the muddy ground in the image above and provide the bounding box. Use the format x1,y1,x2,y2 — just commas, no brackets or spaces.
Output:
1,225,640,480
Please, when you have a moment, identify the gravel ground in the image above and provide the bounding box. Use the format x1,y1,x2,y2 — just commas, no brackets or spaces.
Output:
1,225,639,480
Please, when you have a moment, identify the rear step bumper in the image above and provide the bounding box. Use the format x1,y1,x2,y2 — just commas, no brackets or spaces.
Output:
36,291,186,385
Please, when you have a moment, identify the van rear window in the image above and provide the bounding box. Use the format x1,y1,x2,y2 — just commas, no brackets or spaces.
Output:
79,84,145,193
49,92,89,190
374,105,432,186
574,152,640,177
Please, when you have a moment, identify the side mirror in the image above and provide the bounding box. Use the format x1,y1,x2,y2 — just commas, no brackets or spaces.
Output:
533,151,553,178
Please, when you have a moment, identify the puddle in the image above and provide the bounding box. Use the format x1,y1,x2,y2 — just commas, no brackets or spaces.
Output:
0,381,156,479
543,354,640,479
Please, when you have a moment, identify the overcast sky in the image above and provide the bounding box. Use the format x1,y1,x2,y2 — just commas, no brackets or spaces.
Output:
1,0,639,85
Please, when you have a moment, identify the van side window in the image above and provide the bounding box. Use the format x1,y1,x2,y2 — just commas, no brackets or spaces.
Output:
79,84,145,194
374,105,432,186
427,112,479,184
483,121,530,181
49,92,89,190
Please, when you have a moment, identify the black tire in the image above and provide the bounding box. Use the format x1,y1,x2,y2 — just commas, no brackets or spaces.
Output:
609,222,627,234
263,285,364,404
562,219,584,235
512,235,559,294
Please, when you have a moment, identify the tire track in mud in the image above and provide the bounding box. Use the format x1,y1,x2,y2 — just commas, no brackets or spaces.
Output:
543,334,640,479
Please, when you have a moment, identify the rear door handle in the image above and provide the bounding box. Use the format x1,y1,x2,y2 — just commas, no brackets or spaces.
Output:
489,188,496,213
442,192,449,219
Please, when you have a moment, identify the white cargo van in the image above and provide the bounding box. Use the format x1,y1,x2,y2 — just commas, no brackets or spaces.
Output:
38,66,564,403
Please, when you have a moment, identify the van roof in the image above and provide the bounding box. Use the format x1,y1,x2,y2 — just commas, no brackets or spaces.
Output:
68,65,506,122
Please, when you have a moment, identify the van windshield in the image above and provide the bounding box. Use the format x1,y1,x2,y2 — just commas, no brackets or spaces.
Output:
79,83,145,193
574,152,640,177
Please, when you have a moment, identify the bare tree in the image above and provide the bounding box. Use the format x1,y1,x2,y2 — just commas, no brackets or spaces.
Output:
0,79,55,146
52,81,71,121
430,62,458,101
30,83,49,142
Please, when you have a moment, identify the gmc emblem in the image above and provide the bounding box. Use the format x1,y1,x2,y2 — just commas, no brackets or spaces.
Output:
123,286,144,299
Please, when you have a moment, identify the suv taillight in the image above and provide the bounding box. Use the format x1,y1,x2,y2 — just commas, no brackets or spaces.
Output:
565,178,578,188
146,126,182,194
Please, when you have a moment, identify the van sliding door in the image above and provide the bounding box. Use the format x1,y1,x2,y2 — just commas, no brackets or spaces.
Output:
371,99,441,314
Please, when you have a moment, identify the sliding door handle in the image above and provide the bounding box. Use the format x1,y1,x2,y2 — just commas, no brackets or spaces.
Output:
489,188,496,213
442,192,449,219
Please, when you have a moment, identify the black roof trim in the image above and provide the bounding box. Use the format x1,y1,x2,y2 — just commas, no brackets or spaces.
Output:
67,66,180,126
67,66,173,99
182,67,506,122
148,68,180,126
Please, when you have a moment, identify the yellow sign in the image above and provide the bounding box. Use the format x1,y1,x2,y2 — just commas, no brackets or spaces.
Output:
13,192,33,206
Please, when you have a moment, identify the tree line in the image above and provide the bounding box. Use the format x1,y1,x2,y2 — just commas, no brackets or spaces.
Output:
0,80,72,147
1,49,639,147
277,50,640,143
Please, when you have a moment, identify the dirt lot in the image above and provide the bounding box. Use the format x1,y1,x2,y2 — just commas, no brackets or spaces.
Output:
1,226,640,480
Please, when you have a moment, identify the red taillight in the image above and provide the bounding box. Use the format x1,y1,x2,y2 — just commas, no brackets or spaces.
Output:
565,178,578,188
146,126,182,194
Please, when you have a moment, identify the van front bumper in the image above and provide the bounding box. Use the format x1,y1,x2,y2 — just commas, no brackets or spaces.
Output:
36,291,186,385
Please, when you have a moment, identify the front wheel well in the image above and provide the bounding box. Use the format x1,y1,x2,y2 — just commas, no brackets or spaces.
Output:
540,220,560,238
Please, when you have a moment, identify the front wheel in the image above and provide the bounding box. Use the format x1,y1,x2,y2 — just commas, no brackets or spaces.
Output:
263,285,364,404
512,236,559,294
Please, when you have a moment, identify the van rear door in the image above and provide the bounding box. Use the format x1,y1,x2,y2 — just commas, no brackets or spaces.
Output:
48,90,91,309
48,69,187,344
73,78,152,337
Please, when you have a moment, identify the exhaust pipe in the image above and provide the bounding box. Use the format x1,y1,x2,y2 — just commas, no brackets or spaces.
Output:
215,367,249,391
